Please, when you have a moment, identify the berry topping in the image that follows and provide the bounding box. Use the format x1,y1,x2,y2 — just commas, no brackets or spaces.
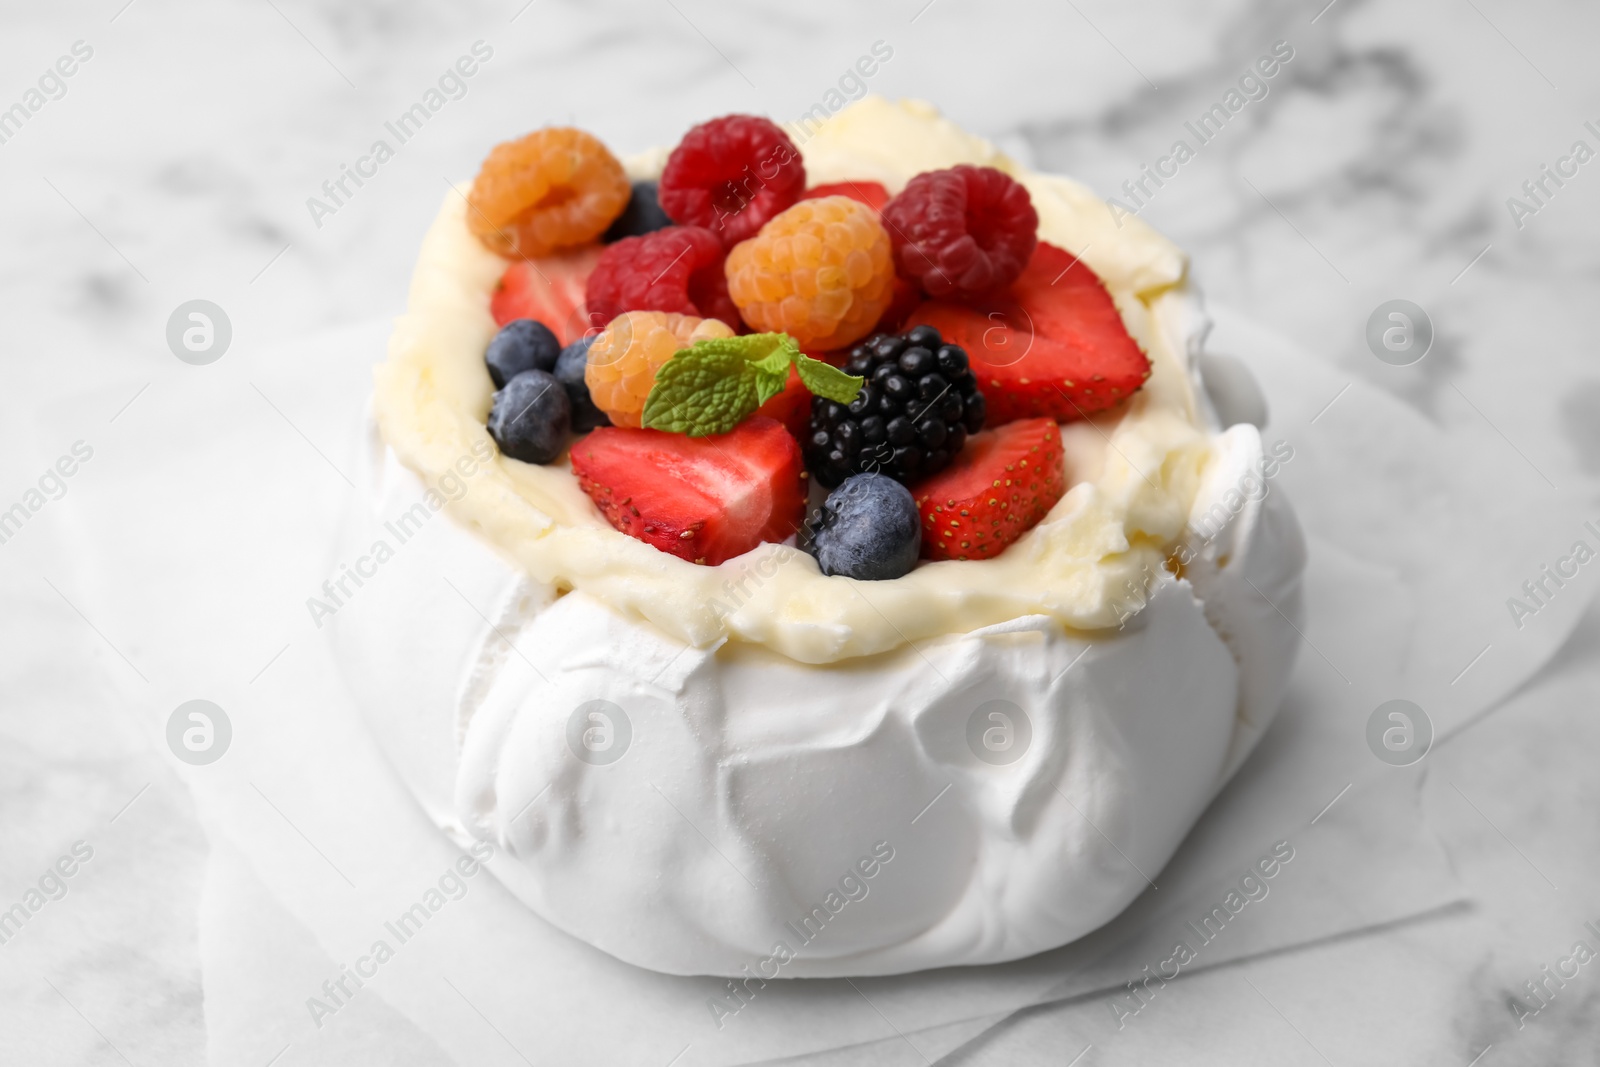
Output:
467,127,630,258
487,370,572,465
570,417,805,566
490,246,604,344
555,335,610,433
909,417,1065,561
806,325,987,489
906,242,1151,425
585,226,739,331
603,180,673,243
659,115,806,247
584,311,734,428
880,165,1038,300
725,196,895,351
800,181,890,212
485,319,561,388
806,473,922,581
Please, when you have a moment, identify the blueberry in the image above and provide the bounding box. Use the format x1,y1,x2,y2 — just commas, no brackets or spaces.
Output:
488,370,570,464
487,319,561,388
554,335,611,433
602,181,673,243
807,473,921,581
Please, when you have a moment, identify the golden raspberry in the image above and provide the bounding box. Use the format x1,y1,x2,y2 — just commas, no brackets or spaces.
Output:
467,127,630,257
724,196,895,351
584,311,735,428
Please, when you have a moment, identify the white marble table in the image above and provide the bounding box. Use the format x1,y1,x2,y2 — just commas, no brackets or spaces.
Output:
2,1,1597,1064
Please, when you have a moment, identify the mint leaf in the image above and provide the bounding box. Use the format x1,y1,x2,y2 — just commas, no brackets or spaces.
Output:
698,333,795,366
750,340,797,406
750,346,796,379
639,331,863,437
641,347,759,436
795,355,865,404
753,366,790,407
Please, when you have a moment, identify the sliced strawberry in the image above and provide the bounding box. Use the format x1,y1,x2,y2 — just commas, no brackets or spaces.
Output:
569,417,805,566
755,366,811,440
489,245,605,345
800,181,890,213
905,242,1150,426
909,417,1065,562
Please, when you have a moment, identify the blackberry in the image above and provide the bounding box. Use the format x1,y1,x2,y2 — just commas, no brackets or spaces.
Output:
805,325,987,489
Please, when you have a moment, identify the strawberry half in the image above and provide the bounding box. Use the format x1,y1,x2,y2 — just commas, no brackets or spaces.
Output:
569,417,805,566
490,245,605,345
909,417,1065,561
905,242,1150,426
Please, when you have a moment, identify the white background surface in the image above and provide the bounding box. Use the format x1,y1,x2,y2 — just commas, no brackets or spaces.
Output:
2,1,1598,1064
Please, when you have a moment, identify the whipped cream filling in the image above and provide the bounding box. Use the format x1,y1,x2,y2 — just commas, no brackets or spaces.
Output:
372,96,1211,664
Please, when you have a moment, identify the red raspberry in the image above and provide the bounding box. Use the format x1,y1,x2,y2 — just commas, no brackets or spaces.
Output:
585,226,740,331
659,115,806,247
880,165,1038,301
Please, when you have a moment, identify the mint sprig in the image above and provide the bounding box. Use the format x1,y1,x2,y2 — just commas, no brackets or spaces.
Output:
641,333,864,437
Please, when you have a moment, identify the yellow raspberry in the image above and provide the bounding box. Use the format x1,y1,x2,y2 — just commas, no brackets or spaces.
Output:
724,197,895,351
467,127,630,257
584,311,735,428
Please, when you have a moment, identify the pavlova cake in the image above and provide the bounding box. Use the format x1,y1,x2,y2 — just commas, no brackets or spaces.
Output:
335,97,1307,978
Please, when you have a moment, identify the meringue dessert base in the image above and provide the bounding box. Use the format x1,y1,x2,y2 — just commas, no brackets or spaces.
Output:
333,417,1304,977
